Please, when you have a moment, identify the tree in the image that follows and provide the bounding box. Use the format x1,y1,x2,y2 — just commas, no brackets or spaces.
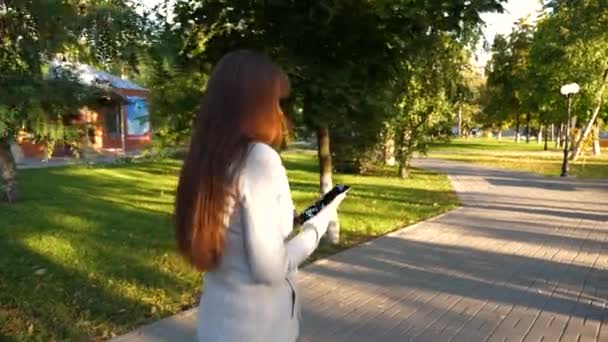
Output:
159,0,505,243
483,1,608,162
510,19,535,143
482,18,537,144
526,11,570,149
393,32,473,178
458,68,485,138
483,35,519,141
0,0,147,202
170,0,407,244
526,1,608,159
136,5,206,148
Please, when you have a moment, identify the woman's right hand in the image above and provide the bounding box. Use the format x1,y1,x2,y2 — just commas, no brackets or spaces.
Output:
304,192,347,237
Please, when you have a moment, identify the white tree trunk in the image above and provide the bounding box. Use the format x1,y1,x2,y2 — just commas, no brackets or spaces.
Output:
593,121,602,156
317,126,339,245
384,138,395,166
515,115,521,143
571,69,608,160
593,140,601,156
457,106,462,138
544,124,549,151
525,114,531,143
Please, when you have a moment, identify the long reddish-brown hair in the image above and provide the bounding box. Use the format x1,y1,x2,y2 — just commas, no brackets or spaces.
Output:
174,50,290,271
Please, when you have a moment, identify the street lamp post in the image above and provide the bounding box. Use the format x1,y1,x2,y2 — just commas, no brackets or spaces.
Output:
560,83,580,177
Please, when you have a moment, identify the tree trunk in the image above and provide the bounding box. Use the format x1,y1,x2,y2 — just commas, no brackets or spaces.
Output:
556,124,562,148
384,136,395,166
525,113,531,143
537,125,542,144
396,128,412,179
593,138,601,156
317,127,333,193
550,123,555,142
593,120,602,156
515,115,521,143
545,125,553,151
317,126,339,245
398,164,409,178
571,68,608,160
457,106,462,138
0,138,19,203
497,130,502,141
571,126,580,153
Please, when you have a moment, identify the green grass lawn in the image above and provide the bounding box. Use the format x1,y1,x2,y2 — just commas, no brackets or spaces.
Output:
429,138,608,179
0,150,457,341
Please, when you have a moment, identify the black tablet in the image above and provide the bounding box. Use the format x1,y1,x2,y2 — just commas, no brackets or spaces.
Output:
294,184,350,225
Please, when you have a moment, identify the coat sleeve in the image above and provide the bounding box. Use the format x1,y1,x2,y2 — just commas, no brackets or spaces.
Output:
240,144,329,284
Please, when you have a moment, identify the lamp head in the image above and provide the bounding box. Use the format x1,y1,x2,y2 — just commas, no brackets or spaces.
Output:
561,83,580,95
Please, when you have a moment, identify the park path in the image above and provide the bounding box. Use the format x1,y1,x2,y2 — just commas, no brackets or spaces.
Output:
112,159,608,342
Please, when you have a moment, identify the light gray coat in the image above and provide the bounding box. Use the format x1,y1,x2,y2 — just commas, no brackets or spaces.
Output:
197,143,328,342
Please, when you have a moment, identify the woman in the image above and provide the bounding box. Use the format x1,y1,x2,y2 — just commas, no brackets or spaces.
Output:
174,50,346,342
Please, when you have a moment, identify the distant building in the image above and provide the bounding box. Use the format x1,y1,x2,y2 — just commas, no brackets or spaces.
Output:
18,62,151,159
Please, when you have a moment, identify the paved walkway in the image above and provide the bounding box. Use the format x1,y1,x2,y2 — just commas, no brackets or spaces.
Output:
113,159,608,342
